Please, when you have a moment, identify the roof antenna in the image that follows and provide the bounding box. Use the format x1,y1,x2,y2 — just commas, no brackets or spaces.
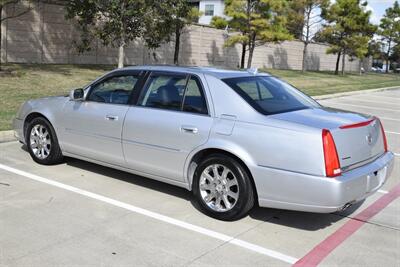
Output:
247,68,258,75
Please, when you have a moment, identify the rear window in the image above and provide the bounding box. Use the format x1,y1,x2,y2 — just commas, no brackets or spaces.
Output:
223,76,320,115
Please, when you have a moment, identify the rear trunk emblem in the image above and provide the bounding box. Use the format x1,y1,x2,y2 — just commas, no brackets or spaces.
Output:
366,134,373,145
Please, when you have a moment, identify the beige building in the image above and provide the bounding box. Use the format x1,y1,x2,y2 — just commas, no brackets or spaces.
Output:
0,1,370,71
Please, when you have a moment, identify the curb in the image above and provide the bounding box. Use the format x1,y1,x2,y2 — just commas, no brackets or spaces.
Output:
0,130,16,143
313,86,400,100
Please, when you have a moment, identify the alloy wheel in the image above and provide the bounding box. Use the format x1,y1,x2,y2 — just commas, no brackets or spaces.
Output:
30,124,51,160
199,164,239,212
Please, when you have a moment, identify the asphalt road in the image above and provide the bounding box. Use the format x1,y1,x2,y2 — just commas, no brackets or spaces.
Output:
0,89,399,267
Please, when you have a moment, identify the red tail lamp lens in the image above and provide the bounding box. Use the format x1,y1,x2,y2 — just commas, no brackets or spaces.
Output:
322,129,341,177
377,118,388,152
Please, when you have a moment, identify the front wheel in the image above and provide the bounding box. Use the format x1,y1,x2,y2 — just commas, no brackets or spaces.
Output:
26,117,63,165
193,154,255,221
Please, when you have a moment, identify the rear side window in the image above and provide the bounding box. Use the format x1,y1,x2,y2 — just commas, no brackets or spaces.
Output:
223,76,320,115
139,73,208,115
139,74,186,111
183,77,208,115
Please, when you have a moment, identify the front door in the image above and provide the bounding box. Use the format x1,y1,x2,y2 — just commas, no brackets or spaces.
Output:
122,72,213,182
60,71,141,165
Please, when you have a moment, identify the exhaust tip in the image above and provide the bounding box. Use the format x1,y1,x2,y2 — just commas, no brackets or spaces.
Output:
340,202,354,211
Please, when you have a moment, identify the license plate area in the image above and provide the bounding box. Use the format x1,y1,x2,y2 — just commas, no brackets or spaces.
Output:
366,166,387,193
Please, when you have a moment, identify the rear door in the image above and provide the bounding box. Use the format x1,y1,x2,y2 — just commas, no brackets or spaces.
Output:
122,72,213,182
60,70,142,165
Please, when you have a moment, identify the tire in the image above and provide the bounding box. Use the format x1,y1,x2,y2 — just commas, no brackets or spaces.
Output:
193,153,255,221
26,117,63,165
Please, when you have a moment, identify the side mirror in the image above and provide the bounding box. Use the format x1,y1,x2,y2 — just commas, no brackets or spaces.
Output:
69,88,84,101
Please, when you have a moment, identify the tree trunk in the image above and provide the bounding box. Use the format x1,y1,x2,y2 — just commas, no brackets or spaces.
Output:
240,43,246,69
174,25,181,65
302,42,308,72
0,6,3,72
341,50,346,76
246,34,256,68
335,52,341,75
386,40,391,73
118,43,125,68
359,59,363,76
118,1,125,69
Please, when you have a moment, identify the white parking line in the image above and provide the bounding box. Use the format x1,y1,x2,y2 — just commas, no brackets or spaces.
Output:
365,95,400,101
324,102,400,112
386,131,400,135
378,190,389,194
343,97,400,106
394,153,400,157
0,163,298,265
380,117,400,122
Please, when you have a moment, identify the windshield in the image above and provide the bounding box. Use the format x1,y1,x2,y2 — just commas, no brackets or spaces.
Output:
222,76,320,115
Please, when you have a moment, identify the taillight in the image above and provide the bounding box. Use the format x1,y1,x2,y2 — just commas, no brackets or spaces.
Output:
377,118,388,152
339,117,375,129
322,129,341,177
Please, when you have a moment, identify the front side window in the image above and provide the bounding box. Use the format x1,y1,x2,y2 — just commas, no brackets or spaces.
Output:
87,75,139,104
223,76,320,115
139,73,208,115
205,4,214,16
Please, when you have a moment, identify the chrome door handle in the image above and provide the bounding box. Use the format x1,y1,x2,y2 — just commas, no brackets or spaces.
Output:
181,126,198,134
105,115,118,121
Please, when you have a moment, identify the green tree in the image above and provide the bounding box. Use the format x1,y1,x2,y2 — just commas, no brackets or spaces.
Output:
1,0,33,71
379,1,400,73
224,0,292,69
66,0,152,68
320,0,376,75
150,0,201,65
210,16,229,29
288,0,329,72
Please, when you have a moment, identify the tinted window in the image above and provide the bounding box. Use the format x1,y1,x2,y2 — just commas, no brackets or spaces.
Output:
87,75,139,104
223,76,320,115
139,73,186,111
183,77,208,115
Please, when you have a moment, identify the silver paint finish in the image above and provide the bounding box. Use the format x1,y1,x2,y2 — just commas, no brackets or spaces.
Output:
13,65,395,213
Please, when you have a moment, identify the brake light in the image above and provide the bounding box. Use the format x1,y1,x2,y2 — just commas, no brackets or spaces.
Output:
339,118,375,129
322,129,341,177
377,118,388,152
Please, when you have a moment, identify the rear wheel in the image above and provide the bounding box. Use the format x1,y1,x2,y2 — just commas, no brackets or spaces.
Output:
193,154,255,221
26,117,63,165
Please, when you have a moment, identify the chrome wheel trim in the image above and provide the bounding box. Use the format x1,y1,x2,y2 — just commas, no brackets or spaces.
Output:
199,164,239,212
30,124,51,160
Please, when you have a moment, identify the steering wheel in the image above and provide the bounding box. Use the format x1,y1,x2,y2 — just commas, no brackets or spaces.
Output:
92,92,107,102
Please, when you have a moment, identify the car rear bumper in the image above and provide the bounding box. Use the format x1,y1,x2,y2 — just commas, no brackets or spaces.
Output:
13,118,25,143
253,152,394,213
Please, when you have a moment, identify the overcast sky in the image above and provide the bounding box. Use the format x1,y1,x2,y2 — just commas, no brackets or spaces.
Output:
366,0,397,25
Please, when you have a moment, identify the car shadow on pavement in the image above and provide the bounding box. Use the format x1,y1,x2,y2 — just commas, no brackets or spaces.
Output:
63,155,363,231
248,200,364,231
65,157,193,201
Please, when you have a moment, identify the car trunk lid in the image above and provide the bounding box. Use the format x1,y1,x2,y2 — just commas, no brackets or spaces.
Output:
270,107,386,171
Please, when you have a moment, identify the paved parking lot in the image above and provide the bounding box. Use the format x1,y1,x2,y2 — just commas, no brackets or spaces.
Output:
1,89,399,267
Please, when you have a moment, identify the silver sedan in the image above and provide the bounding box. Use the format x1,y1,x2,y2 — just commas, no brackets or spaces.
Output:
13,66,394,220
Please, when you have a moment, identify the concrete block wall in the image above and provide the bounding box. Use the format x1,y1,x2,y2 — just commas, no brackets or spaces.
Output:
1,2,369,72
